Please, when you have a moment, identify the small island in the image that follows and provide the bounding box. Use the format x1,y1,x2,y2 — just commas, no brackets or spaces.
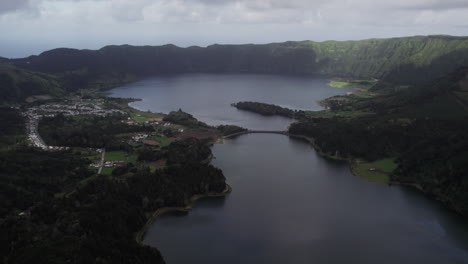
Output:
232,101,306,120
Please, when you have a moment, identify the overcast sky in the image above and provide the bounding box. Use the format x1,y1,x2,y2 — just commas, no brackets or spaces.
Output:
1,0,467,58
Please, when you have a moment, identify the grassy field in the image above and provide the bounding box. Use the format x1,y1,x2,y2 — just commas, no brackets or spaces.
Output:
104,151,127,161
105,150,138,163
74,148,101,160
328,80,377,90
150,136,174,147
352,158,398,183
131,115,149,123
101,167,113,176
130,110,165,123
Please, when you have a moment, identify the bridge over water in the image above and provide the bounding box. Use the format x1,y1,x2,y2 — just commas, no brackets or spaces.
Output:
223,130,289,139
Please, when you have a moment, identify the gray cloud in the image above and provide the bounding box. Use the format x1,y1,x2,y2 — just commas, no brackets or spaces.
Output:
0,0,467,57
0,0,31,14
398,0,468,10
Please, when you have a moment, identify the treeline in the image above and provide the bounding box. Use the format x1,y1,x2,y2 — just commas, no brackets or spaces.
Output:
39,114,153,149
1,138,226,263
290,117,468,214
216,125,247,136
0,107,25,148
0,147,93,218
163,110,209,128
137,137,212,164
233,101,306,120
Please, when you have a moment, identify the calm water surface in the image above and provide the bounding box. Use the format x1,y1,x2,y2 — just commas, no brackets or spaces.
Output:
110,74,468,263
109,74,352,130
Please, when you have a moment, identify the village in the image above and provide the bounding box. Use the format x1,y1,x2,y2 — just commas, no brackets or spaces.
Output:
22,99,126,151
20,99,199,175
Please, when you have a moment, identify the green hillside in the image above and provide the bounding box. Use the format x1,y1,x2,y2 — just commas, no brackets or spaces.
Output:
7,35,468,92
305,35,468,79
0,64,64,103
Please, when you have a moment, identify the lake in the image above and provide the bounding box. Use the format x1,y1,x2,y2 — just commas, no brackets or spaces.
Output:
109,74,468,263
109,73,352,130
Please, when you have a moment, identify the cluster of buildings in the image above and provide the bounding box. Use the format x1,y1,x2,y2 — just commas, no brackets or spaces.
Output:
103,161,126,168
132,133,149,142
22,99,126,151
24,99,126,118
89,162,102,168
25,117,48,149
123,117,162,126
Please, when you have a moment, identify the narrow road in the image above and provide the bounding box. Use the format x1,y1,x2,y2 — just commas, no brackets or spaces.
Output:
33,119,48,149
97,148,106,175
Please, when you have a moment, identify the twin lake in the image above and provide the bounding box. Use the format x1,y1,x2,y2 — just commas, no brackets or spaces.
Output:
110,74,468,264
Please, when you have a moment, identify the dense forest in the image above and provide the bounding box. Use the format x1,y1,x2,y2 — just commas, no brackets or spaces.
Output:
0,107,24,148
163,110,209,128
1,138,226,263
233,101,306,120
216,125,247,136
38,114,153,149
0,105,227,263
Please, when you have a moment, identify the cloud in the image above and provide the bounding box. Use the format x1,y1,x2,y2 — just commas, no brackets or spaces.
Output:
2,0,468,25
0,0,468,57
0,0,32,14
394,0,468,10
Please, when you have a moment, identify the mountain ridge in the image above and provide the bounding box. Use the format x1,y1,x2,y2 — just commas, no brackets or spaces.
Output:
5,35,468,86
2,35,468,104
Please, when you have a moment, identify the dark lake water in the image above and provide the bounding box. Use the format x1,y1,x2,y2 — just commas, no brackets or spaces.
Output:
110,74,468,264
109,74,353,130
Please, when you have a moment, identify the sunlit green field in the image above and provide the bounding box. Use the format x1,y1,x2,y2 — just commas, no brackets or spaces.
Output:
352,158,398,183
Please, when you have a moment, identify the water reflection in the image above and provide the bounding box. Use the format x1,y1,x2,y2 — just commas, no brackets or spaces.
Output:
144,134,468,264
109,75,468,263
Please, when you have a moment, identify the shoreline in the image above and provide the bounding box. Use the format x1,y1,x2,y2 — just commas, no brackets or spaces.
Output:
136,184,232,244
287,133,348,161
288,132,467,216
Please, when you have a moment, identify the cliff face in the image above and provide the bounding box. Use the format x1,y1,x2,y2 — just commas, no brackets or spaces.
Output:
307,35,468,81
6,35,468,91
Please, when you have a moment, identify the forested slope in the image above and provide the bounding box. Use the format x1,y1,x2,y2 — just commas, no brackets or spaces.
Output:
5,35,468,92
0,65,64,102
289,68,468,215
